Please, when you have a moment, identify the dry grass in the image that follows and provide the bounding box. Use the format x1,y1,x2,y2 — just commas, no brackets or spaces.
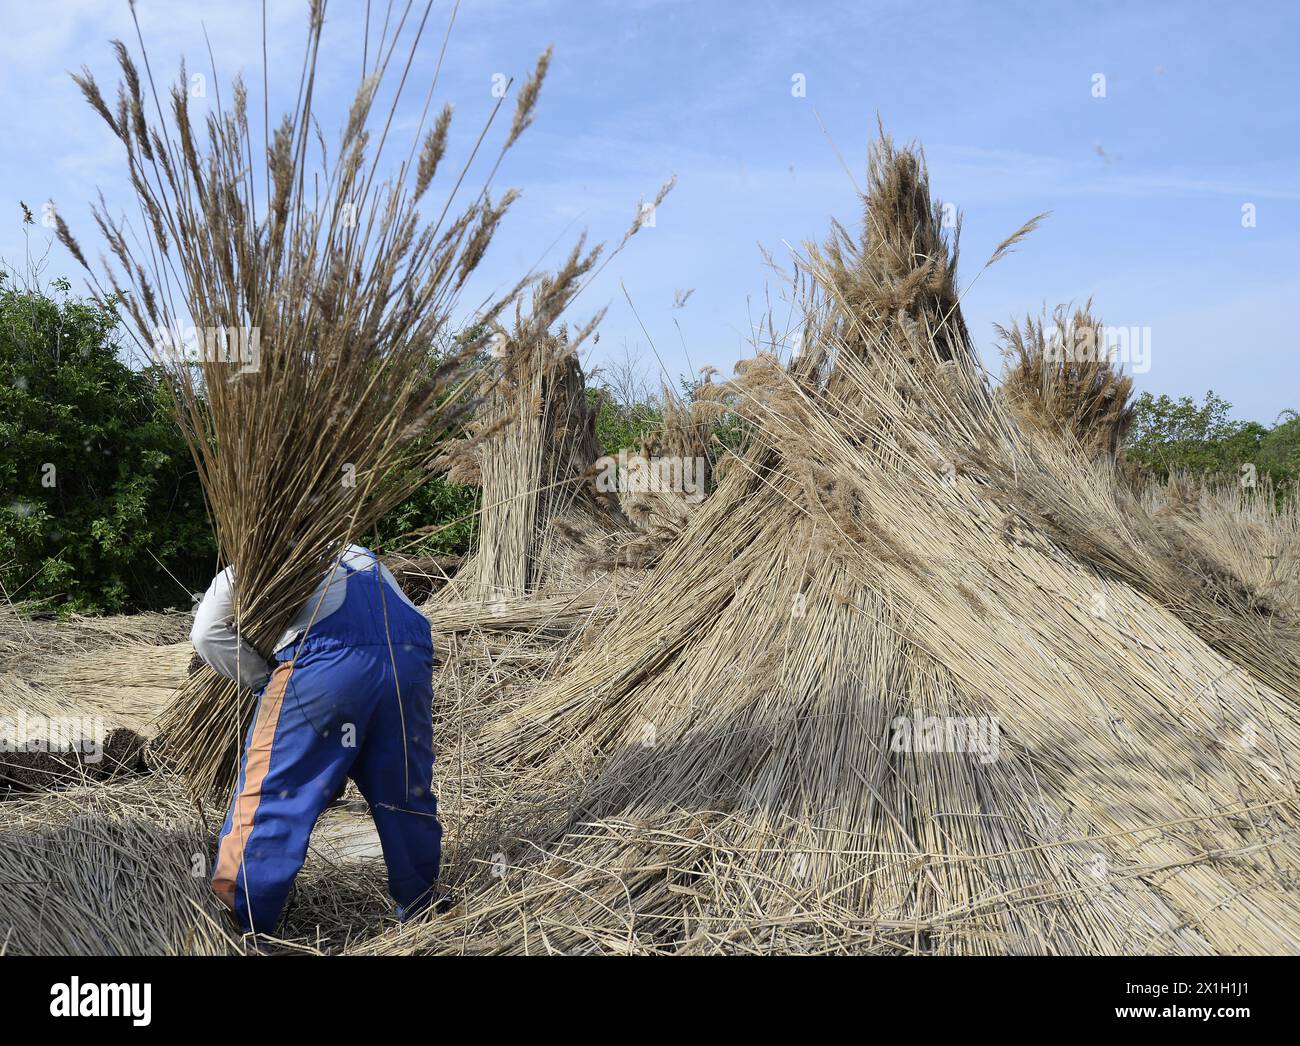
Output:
60,2,557,796
997,301,1135,459
6,124,1298,957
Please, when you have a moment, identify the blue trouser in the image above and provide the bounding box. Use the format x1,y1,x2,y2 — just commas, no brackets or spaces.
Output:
213,575,440,935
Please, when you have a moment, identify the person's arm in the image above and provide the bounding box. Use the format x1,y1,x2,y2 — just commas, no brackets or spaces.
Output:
190,567,273,691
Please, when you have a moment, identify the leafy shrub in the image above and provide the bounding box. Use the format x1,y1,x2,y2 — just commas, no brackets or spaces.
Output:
591,388,662,454
1126,391,1299,487
372,474,479,558
0,276,213,613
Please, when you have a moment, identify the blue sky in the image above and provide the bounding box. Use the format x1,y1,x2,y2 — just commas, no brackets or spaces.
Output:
1,0,1296,420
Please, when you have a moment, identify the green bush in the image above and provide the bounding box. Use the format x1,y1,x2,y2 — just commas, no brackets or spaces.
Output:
590,378,749,461
591,388,662,454
1126,391,1299,487
0,275,214,613
372,473,479,558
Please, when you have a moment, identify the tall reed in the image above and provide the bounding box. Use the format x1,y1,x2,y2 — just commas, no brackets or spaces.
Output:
60,0,548,794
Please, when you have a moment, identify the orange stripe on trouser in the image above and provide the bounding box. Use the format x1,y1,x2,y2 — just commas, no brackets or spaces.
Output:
212,661,294,915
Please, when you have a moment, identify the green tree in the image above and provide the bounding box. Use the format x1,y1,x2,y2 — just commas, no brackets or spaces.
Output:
1257,410,1300,479
0,273,213,612
1126,391,1298,486
372,474,479,558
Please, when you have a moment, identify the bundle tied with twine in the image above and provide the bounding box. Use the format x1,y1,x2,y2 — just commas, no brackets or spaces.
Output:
59,2,553,796
428,180,673,601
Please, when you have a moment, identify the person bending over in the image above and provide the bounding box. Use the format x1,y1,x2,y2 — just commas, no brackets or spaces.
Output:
191,544,440,935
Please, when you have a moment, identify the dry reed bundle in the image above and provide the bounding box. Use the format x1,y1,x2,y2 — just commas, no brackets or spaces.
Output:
952,386,1300,706
0,777,239,955
413,393,644,763
997,302,1135,459
425,588,619,643
2,760,415,954
42,640,192,736
353,137,1300,956
1141,473,1300,621
429,175,671,604
439,271,638,603
608,382,728,564
0,603,189,674
60,3,553,795
458,327,604,600
0,673,150,791
795,130,986,385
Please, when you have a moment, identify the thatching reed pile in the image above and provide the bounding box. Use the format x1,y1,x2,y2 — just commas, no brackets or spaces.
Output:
445,278,622,603
0,606,190,791
435,176,673,605
59,2,553,796
352,136,1300,956
42,642,192,735
997,302,1135,460
1142,474,1300,621
0,778,238,955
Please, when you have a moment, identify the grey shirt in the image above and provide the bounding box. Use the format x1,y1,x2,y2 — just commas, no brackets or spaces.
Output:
190,544,420,690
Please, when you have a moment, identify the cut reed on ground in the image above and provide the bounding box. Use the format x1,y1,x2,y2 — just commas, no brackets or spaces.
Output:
0,777,239,955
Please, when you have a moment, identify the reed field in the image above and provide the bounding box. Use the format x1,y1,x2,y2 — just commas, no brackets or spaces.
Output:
2,2,1297,957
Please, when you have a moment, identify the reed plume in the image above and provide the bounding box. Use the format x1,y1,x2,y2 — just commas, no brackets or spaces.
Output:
60,1,548,795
